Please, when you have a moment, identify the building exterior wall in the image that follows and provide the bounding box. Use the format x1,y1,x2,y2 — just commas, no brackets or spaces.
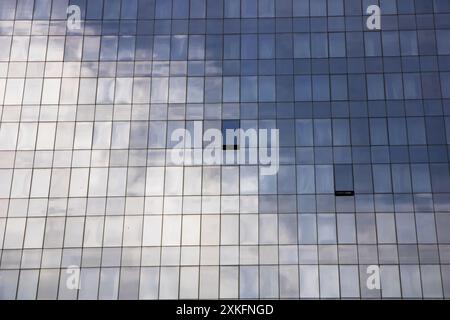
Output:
1,0,450,299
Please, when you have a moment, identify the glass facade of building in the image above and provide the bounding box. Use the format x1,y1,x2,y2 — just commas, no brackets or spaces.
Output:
1,0,450,300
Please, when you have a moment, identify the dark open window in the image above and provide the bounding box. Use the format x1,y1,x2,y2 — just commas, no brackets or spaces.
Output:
222,120,240,150
334,164,354,196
